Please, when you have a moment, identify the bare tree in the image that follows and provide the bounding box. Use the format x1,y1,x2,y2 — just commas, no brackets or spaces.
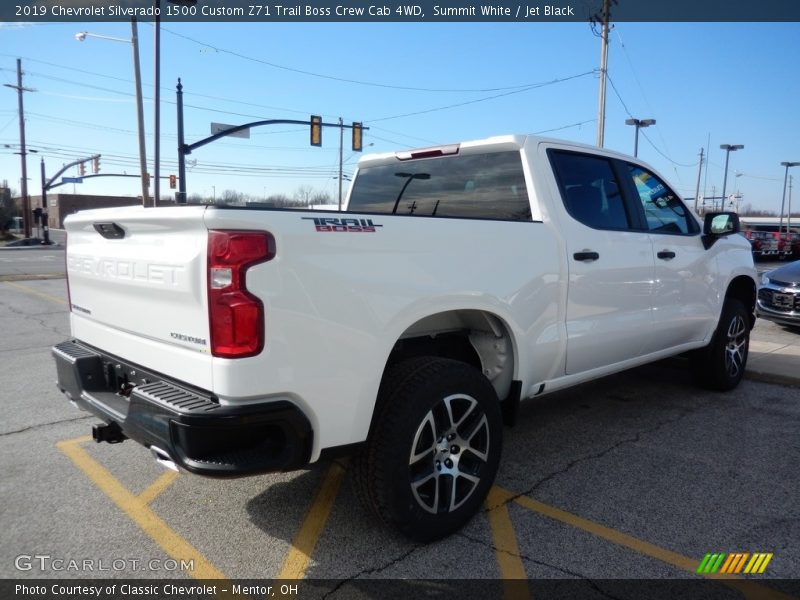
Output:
311,190,333,205
219,189,245,205
0,186,15,233
293,185,315,206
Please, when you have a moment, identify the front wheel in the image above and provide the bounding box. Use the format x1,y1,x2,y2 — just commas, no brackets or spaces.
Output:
690,299,750,391
353,357,503,542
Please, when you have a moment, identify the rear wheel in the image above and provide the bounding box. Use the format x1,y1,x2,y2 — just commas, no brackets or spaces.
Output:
353,357,502,542
690,298,750,391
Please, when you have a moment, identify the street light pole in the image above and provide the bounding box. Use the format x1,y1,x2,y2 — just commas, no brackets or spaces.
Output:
719,144,744,211
40,158,51,245
779,161,800,236
338,117,344,210
624,118,656,158
75,21,150,207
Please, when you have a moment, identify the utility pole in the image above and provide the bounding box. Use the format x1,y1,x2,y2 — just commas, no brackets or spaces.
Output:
693,147,705,215
4,59,35,238
594,0,611,148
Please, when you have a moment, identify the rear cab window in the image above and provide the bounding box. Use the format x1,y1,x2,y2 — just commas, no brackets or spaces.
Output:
347,150,532,222
548,150,632,230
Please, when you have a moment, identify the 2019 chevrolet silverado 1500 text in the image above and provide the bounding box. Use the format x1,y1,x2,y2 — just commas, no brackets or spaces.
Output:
53,135,757,541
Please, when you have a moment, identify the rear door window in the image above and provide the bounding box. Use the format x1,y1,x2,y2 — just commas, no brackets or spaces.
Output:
549,150,631,230
347,151,531,221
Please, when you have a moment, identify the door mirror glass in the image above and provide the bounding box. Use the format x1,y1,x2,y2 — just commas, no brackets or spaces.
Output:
704,212,740,236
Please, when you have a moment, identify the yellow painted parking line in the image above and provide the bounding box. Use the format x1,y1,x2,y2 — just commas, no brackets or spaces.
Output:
508,489,698,572
486,486,530,599
138,469,180,505
4,280,67,305
277,461,346,580
497,486,793,600
57,436,228,580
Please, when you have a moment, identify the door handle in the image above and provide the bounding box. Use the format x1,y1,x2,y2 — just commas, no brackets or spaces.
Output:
657,250,676,260
573,251,600,262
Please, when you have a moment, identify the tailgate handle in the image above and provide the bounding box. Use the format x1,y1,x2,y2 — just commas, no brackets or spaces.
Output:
93,222,126,239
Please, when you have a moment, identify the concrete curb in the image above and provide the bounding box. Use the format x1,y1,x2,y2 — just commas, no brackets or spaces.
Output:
745,369,800,388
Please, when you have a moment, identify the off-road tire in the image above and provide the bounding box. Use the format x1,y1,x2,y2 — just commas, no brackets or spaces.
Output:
690,298,750,391
352,357,502,542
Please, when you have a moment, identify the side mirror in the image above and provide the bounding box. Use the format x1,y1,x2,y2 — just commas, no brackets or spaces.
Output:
702,212,740,249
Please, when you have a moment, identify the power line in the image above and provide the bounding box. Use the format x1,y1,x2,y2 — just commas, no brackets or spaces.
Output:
613,27,676,168
158,26,574,94
368,125,440,147
639,131,698,168
1,54,313,116
606,72,697,169
534,119,596,135
3,138,349,176
368,70,597,123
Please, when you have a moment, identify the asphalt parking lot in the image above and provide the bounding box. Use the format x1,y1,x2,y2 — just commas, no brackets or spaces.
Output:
1,274,799,599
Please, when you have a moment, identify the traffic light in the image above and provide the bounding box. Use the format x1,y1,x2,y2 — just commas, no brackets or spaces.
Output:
169,174,177,189
352,122,363,152
145,173,151,186
310,115,322,147
79,162,86,176
93,156,100,174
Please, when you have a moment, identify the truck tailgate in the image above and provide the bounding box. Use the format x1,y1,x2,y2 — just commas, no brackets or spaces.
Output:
64,205,213,388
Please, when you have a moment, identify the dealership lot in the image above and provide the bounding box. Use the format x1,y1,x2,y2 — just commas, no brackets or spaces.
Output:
1,276,798,598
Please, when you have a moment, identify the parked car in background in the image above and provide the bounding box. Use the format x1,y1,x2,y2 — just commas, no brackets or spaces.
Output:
743,229,779,259
785,231,800,259
758,260,800,327
739,219,797,260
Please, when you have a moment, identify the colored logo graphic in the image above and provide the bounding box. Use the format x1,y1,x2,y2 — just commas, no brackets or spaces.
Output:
697,553,773,575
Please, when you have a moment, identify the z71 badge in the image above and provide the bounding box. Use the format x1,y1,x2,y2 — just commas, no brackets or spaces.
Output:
302,217,383,232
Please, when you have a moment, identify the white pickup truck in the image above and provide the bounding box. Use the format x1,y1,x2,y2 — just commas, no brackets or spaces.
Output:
53,134,757,541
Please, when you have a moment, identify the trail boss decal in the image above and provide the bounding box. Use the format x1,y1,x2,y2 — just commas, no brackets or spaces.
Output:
302,217,383,232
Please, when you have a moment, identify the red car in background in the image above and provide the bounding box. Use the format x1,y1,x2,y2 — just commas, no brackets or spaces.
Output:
741,224,796,260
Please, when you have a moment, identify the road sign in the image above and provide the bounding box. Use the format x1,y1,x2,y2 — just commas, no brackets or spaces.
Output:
211,122,250,139
62,177,83,184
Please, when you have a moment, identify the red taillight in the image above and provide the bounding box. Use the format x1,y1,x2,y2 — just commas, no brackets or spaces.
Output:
207,230,275,358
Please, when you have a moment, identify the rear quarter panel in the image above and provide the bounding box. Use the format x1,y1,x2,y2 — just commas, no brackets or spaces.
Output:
202,207,562,457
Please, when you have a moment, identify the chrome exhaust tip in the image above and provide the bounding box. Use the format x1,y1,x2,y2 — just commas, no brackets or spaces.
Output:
150,446,179,472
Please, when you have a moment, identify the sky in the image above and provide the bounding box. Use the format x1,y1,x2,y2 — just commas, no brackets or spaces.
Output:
1,19,799,213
